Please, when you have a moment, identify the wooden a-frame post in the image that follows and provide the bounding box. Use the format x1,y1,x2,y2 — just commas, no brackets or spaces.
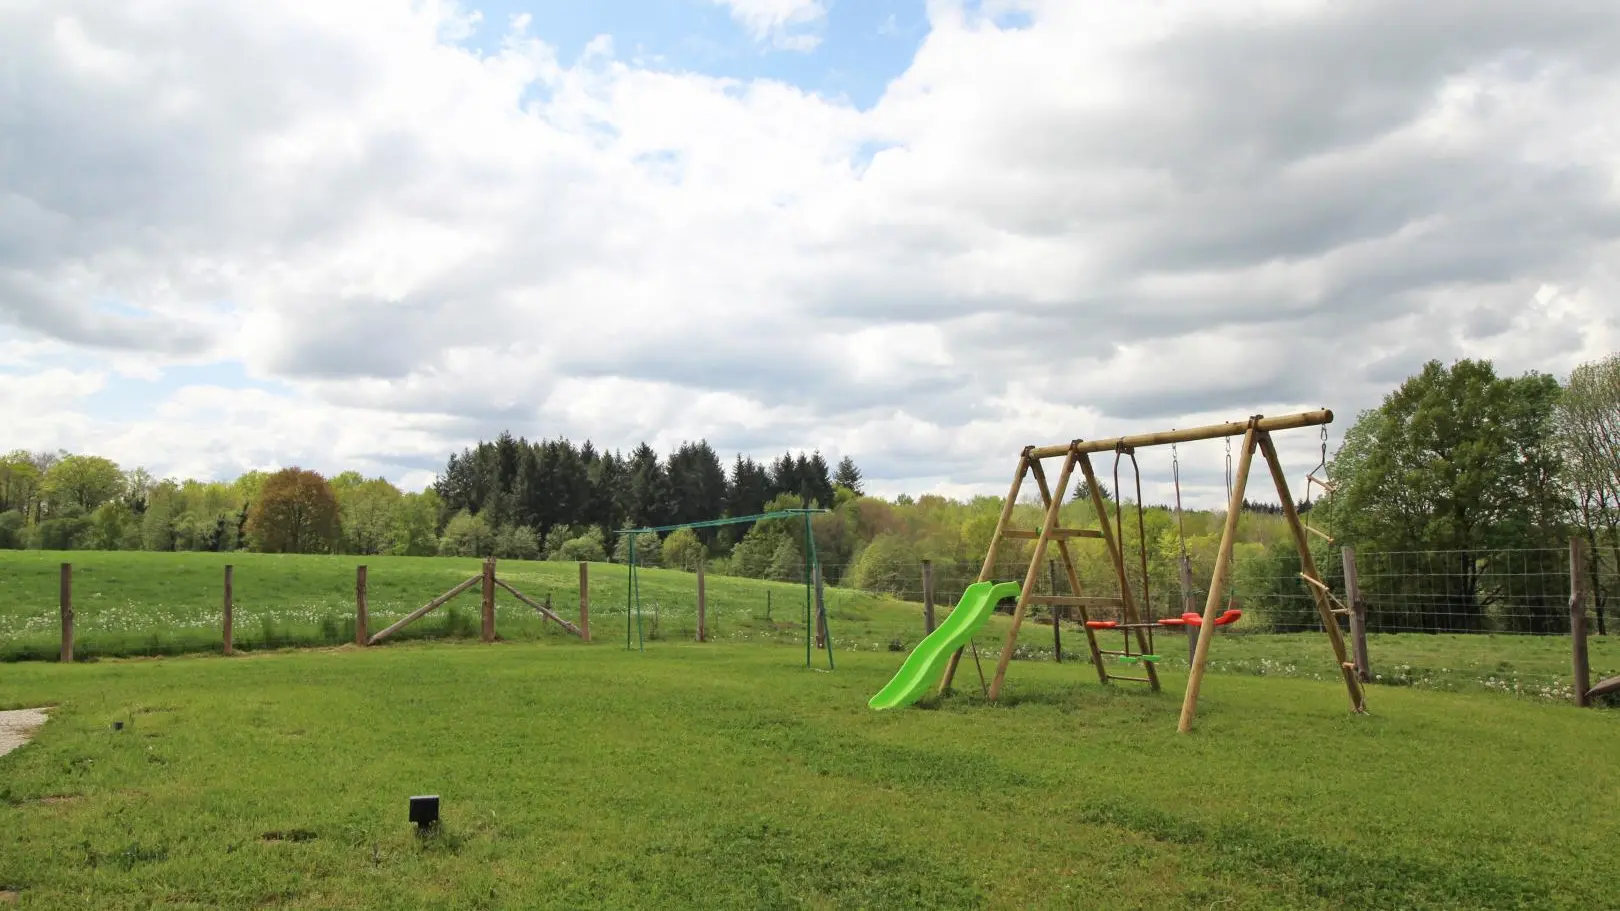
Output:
1026,457,1107,681
987,447,1079,700
1179,423,1259,732
939,450,1029,694
1257,430,1366,715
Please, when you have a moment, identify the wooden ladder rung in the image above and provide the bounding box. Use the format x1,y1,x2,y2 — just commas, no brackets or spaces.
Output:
1027,595,1123,608
1112,675,1153,683
1306,525,1334,542
1002,528,1104,540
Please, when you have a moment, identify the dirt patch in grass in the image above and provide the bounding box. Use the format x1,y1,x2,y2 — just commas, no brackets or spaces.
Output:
0,708,48,758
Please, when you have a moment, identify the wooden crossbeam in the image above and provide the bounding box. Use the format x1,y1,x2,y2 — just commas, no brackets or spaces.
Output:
1026,595,1124,609
1026,410,1332,460
1001,528,1103,540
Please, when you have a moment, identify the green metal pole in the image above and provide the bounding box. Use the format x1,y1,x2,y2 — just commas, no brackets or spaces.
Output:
807,512,832,670
626,535,634,651
634,538,645,652
803,511,812,669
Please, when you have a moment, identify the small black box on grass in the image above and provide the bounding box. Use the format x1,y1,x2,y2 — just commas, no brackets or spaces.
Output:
409,795,439,830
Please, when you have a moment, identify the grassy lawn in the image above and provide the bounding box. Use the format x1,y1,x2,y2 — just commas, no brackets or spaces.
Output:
1,639,1617,909
3,550,1617,701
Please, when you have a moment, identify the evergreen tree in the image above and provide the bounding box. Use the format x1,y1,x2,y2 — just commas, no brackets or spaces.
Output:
627,443,674,528
833,456,864,495
587,449,626,536
806,451,834,507
668,440,728,533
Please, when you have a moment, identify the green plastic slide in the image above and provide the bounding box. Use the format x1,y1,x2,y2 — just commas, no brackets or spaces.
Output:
867,580,1022,710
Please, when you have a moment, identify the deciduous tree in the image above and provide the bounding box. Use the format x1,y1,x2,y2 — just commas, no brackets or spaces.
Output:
245,468,341,554
1334,358,1567,631
41,454,125,515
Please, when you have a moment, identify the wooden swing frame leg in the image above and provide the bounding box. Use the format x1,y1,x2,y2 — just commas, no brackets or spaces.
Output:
940,450,1030,695
1027,456,1108,683
988,449,1080,701
1257,430,1366,715
1178,425,1367,733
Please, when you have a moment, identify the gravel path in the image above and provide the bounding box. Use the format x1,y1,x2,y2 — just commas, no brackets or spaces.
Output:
0,708,49,758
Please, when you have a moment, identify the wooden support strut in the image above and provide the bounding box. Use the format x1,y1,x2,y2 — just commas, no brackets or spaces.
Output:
1258,430,1366,715
494,578,585,637
988,449,1082,700
940,451,1030,694
1026,457,1108,682
1077,451,1159,691
1179,424,1258,732
368,574,482,646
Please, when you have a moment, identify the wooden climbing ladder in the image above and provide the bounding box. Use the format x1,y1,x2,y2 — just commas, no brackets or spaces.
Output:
936,410,1368,733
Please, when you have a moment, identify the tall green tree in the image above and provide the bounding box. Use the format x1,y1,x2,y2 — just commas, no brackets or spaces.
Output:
338,477,403,555
41,454,126,515
0,453,43,522
1555,352,1620,633
1333,359,1567,631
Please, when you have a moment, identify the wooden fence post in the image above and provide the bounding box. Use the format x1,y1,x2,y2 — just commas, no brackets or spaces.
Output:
481,558,496,643
578,561,590,642
696,560,707,642
223,564,234,655
922,560,936,634
355,565,369,646
1342,546,1370,682
1572,536,1591,707
59,562,73,664
1049,558,1062,662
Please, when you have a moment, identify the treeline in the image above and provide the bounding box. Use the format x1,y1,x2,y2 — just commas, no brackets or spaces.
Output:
0,435,863,564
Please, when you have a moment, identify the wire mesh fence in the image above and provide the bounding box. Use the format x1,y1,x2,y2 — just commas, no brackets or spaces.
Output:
771,540,1620,639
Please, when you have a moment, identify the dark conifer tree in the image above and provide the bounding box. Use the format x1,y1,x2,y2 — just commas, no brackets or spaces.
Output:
833,456,864,495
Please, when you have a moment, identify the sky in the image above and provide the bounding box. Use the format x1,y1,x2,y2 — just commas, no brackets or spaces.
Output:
2,0,1618,509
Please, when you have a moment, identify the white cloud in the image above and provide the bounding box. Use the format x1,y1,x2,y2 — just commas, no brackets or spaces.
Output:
2,0,1618,505
711,0,828,50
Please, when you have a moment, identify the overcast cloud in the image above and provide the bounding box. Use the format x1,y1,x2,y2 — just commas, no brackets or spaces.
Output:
2,0,1617,507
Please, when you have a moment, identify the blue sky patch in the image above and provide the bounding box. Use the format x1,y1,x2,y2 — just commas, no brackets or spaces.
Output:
464,0,929,109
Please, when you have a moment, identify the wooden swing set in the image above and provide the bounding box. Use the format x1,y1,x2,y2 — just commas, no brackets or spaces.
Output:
936,409,1367,732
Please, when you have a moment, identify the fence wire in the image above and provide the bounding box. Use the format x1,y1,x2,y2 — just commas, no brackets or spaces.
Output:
768,542,1619,638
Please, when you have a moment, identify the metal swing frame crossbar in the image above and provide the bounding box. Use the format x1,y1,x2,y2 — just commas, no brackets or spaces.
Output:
936,409,1367,733
612,508,835,669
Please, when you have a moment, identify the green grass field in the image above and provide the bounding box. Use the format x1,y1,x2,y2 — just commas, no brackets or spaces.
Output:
2,640,1618,909
3,550,1617,701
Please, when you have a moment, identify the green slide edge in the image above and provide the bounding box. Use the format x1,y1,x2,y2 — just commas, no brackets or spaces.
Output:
867,580,1022,710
